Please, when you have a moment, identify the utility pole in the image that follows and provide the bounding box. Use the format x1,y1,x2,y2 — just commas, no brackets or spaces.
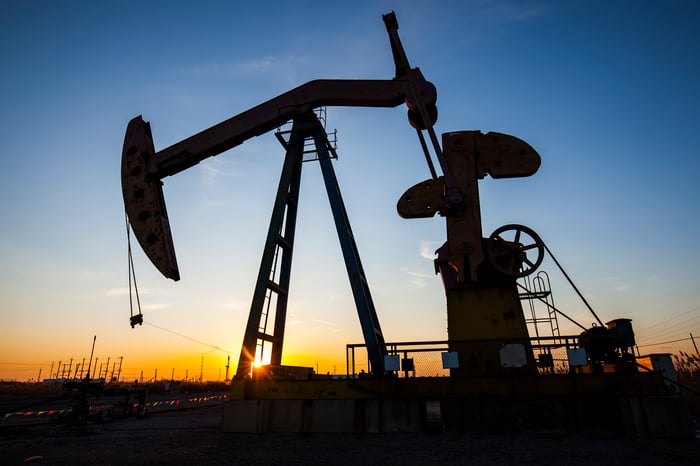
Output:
225,355,230,381
199,356,204,383
37,368,42,383
116,356,123,382
691,333,699,355
85,336,97,380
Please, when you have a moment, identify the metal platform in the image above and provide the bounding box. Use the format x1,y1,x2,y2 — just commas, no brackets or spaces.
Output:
223,372,693,435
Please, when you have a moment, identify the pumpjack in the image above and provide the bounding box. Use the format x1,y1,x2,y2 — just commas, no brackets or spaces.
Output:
122,12,693,435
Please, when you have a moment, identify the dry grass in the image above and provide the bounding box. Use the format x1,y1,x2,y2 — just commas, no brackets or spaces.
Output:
674,351,700,418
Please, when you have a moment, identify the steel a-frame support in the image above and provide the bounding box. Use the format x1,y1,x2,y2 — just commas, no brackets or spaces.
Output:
235,113,387,379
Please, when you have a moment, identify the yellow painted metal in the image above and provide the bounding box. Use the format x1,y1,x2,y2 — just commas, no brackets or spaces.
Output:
442,131,484,283
229,379,246,401
441,131,540,282
406,130,543,375
229,371,670,401
445,284,536,376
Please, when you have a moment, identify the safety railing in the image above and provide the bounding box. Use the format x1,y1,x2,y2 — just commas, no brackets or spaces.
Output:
345,335,583,378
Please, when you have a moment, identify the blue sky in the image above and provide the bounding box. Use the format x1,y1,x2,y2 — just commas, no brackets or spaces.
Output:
1,1,698,380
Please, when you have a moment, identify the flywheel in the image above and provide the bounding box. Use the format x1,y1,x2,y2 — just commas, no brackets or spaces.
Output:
486,224,545,278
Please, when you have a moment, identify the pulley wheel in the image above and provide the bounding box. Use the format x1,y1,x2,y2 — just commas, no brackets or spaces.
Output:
486,224,545,277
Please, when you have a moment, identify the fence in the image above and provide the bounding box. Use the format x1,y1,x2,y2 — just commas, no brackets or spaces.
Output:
346,335,582,377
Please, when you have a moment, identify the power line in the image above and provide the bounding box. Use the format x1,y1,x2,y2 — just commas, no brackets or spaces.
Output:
641,306,700,337
144,320,237,356
636,306,700,343
637,336,694,348
643,314,700,337
646,306,699,324
641,324,700,347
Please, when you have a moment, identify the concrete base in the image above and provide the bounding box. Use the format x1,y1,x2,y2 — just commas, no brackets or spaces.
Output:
222,394,694,436
222,374,694,436
619,395,695,437
223,398,422,433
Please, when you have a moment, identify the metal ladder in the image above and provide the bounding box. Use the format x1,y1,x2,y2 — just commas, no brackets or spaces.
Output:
235,111,387,378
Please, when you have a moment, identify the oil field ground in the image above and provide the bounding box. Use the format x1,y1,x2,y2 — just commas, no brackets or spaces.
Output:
3,397,700,465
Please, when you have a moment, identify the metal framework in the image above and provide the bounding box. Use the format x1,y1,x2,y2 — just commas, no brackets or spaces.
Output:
120,11,692,436
235,113,387,378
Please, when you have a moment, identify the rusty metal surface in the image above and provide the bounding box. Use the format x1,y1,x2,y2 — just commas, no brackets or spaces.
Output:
121,116,179,281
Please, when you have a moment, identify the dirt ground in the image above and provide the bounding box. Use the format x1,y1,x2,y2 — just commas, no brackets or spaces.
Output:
2,403,699,466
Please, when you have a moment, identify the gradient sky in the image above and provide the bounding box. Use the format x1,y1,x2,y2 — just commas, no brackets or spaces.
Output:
1,0,698,381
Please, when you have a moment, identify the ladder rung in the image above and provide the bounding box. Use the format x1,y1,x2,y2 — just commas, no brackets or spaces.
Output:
526,318,555,323
266,280,288,296
285,191,299,207
276,235,292,250
257,332,278,343
519,291,551,300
